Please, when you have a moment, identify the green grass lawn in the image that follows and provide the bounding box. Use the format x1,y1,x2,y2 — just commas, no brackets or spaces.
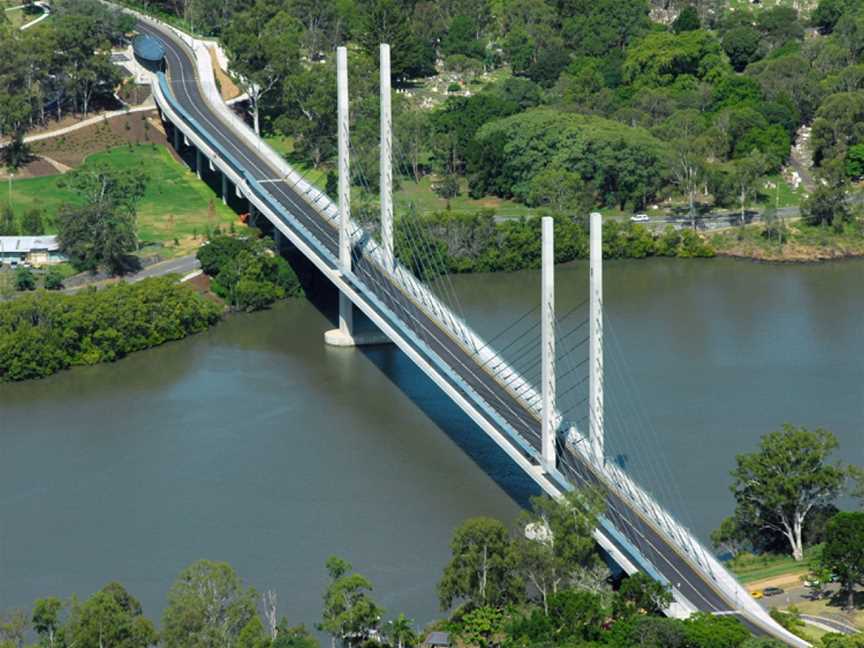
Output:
394,175,538,218
9,144,236,256
734,559,809,584
5,6,25,27
755,174,808,209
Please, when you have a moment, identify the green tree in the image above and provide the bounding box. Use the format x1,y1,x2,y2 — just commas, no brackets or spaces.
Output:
64,585,157,648
318,556,382,648
356,0,433,81
0,609,27,648
683,612,750,648
432,175,460,209
850,465,864,509
730,151,767,224
162,560,257,648
722,26,763,72
756,6,804,50
458,606,503,648
821,512,864,610
710,515,748,558
32,597,64,648
0,203,16,236
43,266,65,290
613,572,673,618
272,621,319,648
57,165,146,274
672,6,700,33
623,29,730,88
846,143,864,179
730,424,846,561
14,266,35,291
20,208,44,235
801,183,852,229
223,4,301,135
383,613,416,648
811,92,864,166
441,15,484,59
438,517,521,611
514,489,605,615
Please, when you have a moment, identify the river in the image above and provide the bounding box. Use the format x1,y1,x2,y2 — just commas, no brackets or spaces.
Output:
1,258,861,629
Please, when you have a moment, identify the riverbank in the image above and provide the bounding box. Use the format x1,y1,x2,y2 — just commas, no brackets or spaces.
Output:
710,221,864,263
0,277,222,382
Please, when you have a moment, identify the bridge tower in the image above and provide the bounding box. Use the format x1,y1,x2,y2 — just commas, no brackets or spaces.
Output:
380,44,394,271
589,211,604,462
324,46,357,346
324,46,392,348
541,216,556,469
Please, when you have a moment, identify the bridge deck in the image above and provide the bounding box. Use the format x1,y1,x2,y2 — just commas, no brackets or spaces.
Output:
138,19,787,639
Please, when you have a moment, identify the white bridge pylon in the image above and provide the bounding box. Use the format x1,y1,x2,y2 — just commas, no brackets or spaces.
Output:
541,213,605,471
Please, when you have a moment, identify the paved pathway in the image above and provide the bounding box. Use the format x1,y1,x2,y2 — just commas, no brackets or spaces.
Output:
19,1,49,30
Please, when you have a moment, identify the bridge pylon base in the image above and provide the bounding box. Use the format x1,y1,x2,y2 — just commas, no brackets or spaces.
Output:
324,328,391,347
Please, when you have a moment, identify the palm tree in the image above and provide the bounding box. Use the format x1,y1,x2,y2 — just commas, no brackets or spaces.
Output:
385,613,417,648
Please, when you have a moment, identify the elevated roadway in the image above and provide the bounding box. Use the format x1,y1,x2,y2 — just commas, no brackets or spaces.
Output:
134,17,808,646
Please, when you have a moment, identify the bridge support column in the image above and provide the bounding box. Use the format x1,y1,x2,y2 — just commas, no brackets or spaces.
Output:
541,216,556,470
324,45,391,349
172,123,180,151
221,172,228,206
195,148,203,180
589,211,604,463
380,43,393,272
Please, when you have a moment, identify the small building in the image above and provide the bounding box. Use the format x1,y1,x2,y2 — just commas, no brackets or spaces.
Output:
422,631,450,648
0,236,65,267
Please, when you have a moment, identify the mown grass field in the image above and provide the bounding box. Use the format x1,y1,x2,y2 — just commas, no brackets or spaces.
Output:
264,134,539,218
9,144,236,256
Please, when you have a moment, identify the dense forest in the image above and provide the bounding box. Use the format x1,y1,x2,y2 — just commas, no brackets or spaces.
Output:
0,0,134,166
114,0,864,227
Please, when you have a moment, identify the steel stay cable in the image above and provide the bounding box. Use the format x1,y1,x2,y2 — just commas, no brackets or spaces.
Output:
351,147,468,346
390,134,473,340
605,319,698,540
347,139,465,339
349,251,543,444
344,139,549,434
554,442,723,613
484,300,587,374
351,137,464,330
337,150,543,442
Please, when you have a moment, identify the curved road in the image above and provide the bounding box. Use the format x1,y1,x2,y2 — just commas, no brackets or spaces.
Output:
137,18,795,643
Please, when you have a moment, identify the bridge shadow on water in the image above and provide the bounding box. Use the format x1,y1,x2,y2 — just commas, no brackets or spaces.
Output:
284,244,542,510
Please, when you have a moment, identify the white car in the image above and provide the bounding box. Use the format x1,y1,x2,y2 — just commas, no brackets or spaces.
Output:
630,214,650,223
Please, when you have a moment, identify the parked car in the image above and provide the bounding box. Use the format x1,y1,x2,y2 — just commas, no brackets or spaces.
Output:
630,214,650,223
751,590,763,599
763,587,784,597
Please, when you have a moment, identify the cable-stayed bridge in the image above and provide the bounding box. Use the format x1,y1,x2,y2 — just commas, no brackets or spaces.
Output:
130,15,808,647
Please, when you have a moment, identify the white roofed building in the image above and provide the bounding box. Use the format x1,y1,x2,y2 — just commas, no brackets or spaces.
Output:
0,236,66,267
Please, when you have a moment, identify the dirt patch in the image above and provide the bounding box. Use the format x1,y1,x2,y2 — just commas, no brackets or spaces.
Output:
209,46,241,101
1,156,58,180
747,571,810,590
716,242,864,263
30,111,167,167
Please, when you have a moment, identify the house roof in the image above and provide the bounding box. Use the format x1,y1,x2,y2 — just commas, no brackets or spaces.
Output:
0,236,60,253
133,33,166,62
